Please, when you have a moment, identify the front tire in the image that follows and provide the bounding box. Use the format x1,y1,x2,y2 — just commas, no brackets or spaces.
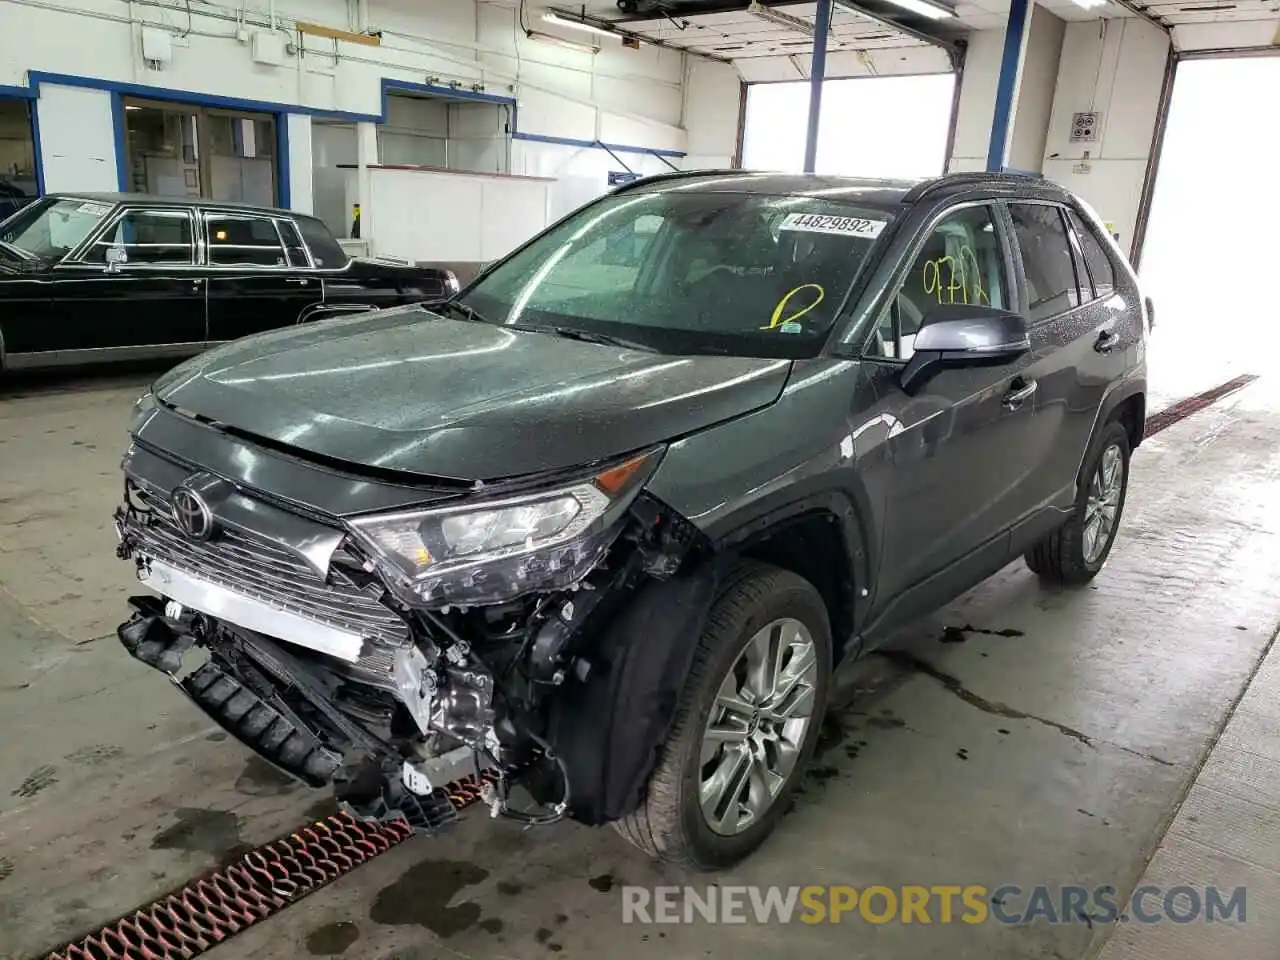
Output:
612,562,832,870
1025,420,1131,584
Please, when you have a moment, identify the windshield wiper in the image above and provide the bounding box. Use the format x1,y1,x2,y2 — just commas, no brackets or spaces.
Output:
433,299,490,324
509,324,656,353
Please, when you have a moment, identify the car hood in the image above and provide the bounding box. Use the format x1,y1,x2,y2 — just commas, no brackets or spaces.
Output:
153,307,792,481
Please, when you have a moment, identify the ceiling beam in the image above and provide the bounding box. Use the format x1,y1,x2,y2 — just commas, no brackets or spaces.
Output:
543,6,734,61
604,1,964,58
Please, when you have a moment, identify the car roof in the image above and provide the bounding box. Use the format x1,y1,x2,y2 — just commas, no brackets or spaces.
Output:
615,169,1072,209
46,192,300,216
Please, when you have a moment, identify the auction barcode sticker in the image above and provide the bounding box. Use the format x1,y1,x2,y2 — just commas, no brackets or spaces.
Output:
779,213,887,238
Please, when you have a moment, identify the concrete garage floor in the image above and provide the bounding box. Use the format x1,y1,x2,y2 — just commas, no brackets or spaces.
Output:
2,368,1280,960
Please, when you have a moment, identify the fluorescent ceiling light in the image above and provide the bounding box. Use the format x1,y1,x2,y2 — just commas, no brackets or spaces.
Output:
526,30,599,54
837,0,956,19
747,1,815,34
1067,0,1108,8
543,11,616,39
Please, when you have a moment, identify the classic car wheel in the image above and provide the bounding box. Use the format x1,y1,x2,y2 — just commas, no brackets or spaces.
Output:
1026,420,1130,584
612,562,831,869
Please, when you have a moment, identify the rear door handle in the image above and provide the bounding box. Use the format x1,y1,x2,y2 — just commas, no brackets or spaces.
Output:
286,277,310,286
1003,377,1037,410
1094,330,1120,354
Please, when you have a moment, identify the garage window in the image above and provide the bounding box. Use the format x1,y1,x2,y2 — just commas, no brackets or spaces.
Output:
1007,203,1084,321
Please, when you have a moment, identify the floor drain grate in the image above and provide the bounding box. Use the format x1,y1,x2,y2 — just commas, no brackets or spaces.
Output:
1144,374,1258,438
42,769,506,960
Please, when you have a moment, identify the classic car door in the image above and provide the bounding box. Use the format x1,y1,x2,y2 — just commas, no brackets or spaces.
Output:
203,211,319,343
48,205,207,357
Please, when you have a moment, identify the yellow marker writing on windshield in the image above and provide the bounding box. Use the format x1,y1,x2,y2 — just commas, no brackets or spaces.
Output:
762,283,825,331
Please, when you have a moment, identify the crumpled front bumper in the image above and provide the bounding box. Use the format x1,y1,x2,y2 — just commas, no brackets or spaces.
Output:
116,596,462,832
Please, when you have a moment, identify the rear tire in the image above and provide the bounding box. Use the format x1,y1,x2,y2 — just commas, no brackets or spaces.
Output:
1025,420,1130,585
612,562,832,870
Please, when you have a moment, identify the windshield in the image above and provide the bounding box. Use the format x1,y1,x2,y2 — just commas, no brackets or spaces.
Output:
460,189,895,357
0,197,115,261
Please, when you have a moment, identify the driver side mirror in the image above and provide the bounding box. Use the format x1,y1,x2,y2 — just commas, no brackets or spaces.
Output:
900,304,1030,394
104,245,127,273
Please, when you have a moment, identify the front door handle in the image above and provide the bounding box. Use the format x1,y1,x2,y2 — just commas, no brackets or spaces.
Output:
1003,377,1038,410
1094,330,1120,354
286,277,310,286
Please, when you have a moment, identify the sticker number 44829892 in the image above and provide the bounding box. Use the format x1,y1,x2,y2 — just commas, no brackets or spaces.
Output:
778,213,887,238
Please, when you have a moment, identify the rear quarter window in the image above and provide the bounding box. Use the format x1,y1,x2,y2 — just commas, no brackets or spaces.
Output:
295,216,349,269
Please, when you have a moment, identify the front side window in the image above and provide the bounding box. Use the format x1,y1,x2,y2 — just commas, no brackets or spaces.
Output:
0,197,113,262
206,214,286,267
460,190,895,358
1008,203,1083,321
82,209,194,265
1066,210,1115,300
871,204,1007,360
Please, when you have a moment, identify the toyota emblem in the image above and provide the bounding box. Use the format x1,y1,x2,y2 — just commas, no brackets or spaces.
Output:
171,485,215,541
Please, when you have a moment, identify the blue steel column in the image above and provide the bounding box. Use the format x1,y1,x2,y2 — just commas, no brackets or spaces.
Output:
803,0,833,174
985,0,1031,172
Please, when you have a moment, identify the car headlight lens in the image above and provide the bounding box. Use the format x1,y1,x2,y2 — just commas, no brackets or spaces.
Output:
348,448,662,607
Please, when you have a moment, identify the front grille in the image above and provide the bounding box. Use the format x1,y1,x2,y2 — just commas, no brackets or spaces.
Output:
126,490,410,649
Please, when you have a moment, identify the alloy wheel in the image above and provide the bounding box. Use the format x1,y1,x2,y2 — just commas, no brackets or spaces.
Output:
1083,443,1124,564
698,617,819,836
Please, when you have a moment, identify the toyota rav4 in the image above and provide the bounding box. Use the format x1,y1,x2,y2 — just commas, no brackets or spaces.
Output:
114,170,1147,869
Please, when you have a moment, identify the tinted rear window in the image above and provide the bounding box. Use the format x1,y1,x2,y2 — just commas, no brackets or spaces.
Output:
295,216,348,268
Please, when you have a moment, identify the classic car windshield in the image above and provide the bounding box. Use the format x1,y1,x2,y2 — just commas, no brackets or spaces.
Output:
0,197,114,261
459,190,896,357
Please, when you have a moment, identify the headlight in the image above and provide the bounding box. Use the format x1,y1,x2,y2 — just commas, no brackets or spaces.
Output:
348,448,663,607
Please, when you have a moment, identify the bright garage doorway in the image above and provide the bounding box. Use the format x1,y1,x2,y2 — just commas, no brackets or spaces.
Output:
741,73,957,179
1139,55,1280,404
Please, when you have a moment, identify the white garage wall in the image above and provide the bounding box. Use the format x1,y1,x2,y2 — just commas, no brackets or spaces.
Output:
1007,5,1065,173
1041,18,1170,255
948,28,1006,173
682,59,743,169
2,0,694,208
34,84,119,192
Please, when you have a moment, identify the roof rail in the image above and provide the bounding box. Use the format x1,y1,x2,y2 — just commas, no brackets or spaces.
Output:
608,168,747,193
902,170,1047,204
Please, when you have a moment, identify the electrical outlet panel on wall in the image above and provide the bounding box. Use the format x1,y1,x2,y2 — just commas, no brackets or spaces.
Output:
1070,112,1101,143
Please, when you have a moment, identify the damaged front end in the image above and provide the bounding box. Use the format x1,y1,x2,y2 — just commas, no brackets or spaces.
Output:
114,442,707,833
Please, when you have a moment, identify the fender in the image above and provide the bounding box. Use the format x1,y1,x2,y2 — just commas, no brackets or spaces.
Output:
1075,369,1147,487
546,556,726,825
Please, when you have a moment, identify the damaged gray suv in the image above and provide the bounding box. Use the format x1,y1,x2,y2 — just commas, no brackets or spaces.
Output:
115,170,1147,869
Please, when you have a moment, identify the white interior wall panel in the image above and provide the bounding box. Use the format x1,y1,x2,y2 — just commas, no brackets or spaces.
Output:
1041,18,1170,253
286,113,314,214
947,28,1006,172
34,84,119,193
1007,5,1065,173
682,59,742,169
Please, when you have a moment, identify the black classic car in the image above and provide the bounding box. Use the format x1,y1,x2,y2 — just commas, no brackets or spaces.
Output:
0,194,457,371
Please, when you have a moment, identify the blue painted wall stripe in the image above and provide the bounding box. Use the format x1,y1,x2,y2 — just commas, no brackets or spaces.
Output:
275,115,292,210
986,0,1030,173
